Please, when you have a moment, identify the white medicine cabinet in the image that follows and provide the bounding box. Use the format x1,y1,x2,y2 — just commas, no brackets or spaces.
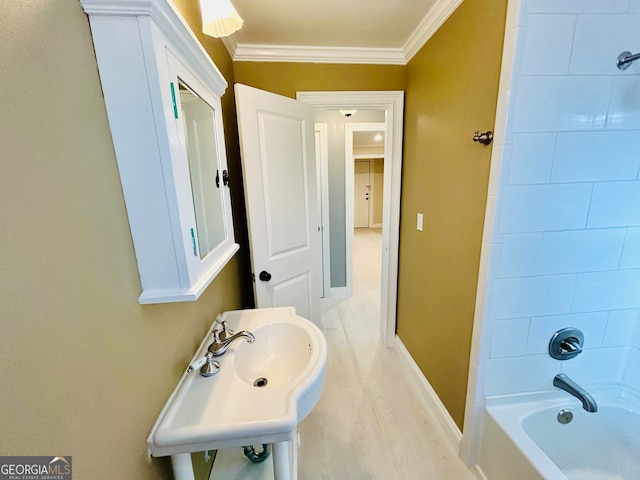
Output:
81,0,238,304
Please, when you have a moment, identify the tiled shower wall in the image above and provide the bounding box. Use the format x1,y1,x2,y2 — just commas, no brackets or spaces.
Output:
477,0,640,400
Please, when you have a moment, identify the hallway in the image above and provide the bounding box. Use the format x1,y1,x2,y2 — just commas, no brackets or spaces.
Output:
298,228,474,478
212,228,475,479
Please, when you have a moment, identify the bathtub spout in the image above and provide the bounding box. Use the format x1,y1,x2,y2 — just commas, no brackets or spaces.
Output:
553,374,598,412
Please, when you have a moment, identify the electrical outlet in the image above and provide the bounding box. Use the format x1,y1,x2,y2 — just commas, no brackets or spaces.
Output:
417,213,423,231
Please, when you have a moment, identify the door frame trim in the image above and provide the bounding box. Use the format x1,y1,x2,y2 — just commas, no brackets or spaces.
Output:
314,123,331,298
297,91,404,348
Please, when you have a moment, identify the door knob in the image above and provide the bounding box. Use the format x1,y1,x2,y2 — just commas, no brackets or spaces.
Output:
259,270,272,282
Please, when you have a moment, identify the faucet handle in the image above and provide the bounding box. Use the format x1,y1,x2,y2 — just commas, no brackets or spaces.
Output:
214,320,234,341
187,352,221,377
560,337,581,354
549,328,584,360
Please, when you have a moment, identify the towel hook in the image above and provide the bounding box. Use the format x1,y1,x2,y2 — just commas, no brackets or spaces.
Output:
616,51,640,71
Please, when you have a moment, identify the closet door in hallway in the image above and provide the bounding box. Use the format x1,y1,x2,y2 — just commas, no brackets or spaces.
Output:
354,160,371,228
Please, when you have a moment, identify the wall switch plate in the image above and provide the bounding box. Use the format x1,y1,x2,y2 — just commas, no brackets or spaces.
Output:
417,213,423,231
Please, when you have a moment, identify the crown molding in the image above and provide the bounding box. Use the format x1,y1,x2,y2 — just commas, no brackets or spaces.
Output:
221,35,238,58
223,0,461,65
232,44,406,65
402,0,463,63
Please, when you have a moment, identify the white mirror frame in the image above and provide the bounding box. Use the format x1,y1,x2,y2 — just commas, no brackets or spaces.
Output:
81,0,238,304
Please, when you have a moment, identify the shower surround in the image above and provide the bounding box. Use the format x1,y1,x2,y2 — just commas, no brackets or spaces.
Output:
461,0,640,472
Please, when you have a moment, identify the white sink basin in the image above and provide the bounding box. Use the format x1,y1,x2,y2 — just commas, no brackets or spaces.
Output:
234,322,314,388
147,307,327,462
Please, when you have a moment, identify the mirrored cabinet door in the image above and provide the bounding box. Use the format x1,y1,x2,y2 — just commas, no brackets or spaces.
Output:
166,50,237,292
178,79,226,258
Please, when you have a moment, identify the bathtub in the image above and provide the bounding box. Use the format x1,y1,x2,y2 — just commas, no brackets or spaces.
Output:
479,385,640,480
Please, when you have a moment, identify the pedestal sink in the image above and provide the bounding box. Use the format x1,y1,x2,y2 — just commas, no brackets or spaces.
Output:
147,307,327,480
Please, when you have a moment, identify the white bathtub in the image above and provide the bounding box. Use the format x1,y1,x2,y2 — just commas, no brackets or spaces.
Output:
480,385,640,480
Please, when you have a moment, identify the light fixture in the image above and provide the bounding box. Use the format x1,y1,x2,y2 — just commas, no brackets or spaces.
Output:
374,133,383,142
199,0,243,38
339,110,358,117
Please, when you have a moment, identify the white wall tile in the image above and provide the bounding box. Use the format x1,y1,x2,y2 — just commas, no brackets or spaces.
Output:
513,76,612,132
561,347,626,384
465,363,486,405
607,75,640,130
500,184,592,233
470,321,493,365
572,269,640,312
491,318,531,357
587,181,640,228
603,309,639,347
537,229,626,274
633,320,640,348
551,131,640,182
480,2,640,403
488,144,510,196
487,242,503,284
500,25,524,90
570,15,640,74
526,311,608,354
623,347,640,389
499,233,541,277
482,193,501,242
506,0,526,26
480,242,506,288
509,133,555,184
620,228,640,269
526,0,629,13
491,274,576,319
484,354,560,396
522,15,576,75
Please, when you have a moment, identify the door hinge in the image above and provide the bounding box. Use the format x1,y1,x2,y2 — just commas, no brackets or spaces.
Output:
190,228,198,256
251,272,256,282
222,169,230,187
170,82,179,119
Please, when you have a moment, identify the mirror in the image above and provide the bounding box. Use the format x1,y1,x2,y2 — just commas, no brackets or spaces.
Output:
179,79,226,259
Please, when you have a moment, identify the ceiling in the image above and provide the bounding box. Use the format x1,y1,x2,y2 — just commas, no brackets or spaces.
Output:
224,0,462,65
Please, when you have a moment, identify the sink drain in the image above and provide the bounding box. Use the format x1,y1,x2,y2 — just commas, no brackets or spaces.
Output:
253,377,268,388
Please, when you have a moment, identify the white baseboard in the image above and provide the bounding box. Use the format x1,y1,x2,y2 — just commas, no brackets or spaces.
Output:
394,336,462,450
370,223,383,228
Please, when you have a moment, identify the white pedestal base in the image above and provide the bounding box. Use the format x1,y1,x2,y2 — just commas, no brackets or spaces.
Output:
171,431,299,480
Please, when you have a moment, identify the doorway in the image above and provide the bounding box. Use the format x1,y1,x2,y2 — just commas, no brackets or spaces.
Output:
297,91,404,348
346,121,386,299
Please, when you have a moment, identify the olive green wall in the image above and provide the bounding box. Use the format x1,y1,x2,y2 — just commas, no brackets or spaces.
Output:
0,1,249,479
233,62,405,99
396,0,508,429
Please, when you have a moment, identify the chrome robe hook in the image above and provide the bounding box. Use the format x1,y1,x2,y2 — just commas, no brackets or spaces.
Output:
473,130,493,145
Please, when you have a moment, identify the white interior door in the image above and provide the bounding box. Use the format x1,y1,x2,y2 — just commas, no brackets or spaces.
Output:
235,84,321,324
354,160,371,228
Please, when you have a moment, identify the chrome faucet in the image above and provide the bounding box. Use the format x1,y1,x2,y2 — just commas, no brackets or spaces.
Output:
553,374,597,412
208,321,254,356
